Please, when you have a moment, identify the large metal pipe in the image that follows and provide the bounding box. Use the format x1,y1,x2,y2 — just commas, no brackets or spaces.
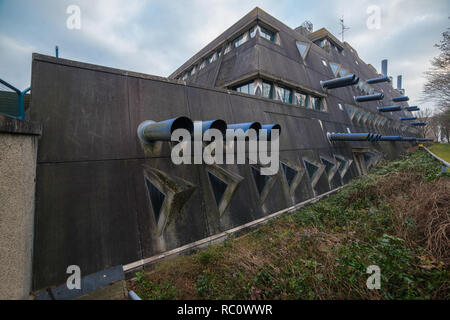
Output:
354,93,384,103
137,116,194,143
406,106,420,112
368,133,382,142
194,120,227,136
377,106,402,112
328,133,371,141
416,138,433,142
0,78,29,120
366,76,390,84
392,96,409,102
128,291,142,301
401,137,417,141
320,74,359,89
227,122,261,133
401,117,417,121
380,136,402,141
261,124,281,140
381,59,388,77
397,75,402,91
411,122,426,127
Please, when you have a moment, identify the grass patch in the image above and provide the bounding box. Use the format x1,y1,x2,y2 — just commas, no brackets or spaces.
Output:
128,148,450,300
428,143,450,162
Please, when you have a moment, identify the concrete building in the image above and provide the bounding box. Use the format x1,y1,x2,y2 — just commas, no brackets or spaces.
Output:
0,7,424,297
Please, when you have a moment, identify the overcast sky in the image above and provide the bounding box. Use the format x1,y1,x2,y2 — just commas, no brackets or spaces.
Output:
0,0,448,110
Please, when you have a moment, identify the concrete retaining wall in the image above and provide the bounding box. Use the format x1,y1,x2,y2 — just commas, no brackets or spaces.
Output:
0,115,41,299
29,54,412,290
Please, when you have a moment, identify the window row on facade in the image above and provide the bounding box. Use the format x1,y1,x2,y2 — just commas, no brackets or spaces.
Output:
315,38,344,55
345,104,413,133
177,24,278,81
328,61,378,96
233,78,326,111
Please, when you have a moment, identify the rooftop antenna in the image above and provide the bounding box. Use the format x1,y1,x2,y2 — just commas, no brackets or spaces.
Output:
301,20,313,33
339,16,350,42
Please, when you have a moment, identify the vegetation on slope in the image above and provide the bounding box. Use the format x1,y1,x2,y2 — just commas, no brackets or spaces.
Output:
428,143,450,162
128,148,450,300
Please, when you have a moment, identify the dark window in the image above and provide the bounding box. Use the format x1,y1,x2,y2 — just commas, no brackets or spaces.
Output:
321,158,335,175
234,34,246,48
145,178,165,223
304,160,318,180
260,27,275,42
281,163,297,186
208,172,228,206
251,166,270,195
236,81,255,95
339,68,348,77
338,158,347,173
335,156,348,174
262,81,273,99
363,153,372,166
296,92,309,108
296,42,309,58
311,97,322,111
208,53,216,64
278,86,292,104
330,63,340,75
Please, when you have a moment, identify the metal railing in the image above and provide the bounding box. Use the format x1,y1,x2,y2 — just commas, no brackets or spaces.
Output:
128,290,142,300
0,78,30,120
422,145,450,173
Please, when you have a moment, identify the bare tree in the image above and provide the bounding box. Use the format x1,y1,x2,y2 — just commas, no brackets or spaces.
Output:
438,108,450,142
416,108,434,138
422,21,450,112
428,113,441,141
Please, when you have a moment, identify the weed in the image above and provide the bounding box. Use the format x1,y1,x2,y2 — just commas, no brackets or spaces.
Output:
128,149,449,300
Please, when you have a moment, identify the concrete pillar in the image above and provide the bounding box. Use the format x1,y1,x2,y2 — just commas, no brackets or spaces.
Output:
0,115,41,299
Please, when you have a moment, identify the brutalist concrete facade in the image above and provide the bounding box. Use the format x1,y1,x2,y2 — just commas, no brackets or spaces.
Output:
30,8,418,290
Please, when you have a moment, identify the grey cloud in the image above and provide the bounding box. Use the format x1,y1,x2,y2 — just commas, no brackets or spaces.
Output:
0,0,448,111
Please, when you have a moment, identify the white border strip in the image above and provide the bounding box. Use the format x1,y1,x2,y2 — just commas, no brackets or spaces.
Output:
123,185,346,273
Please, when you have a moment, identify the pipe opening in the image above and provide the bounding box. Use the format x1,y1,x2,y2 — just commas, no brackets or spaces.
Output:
208,119,227,136
172,116,194,135
262,124,282,140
